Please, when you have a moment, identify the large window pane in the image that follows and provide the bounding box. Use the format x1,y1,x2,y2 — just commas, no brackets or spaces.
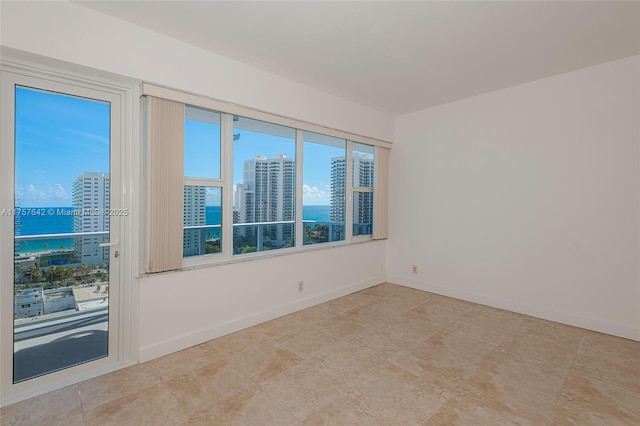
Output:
353,191,373,236
232,117,296,254
13,86,111,382
302,131,346,245
183,105,223,259
185,106,221,180
183,186,222,257
352,142,374,188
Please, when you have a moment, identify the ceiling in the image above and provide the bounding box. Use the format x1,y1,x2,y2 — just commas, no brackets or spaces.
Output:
77,1,640,115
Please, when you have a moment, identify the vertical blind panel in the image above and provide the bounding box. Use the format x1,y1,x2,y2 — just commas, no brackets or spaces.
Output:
374,146,389,240
146,96,185,272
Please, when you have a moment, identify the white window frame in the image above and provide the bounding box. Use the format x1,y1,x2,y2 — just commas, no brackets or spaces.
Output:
349,140,375,243
182,106,227,267
141,84,388,272
0,62,137,406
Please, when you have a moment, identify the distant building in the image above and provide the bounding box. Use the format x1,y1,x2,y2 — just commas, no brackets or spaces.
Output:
72,172,110,266
14,287,77,319
330,158,347,222
330,153,374,235
14,212,21,258
14,288,42,318
183,185,207,256
234,154,295,246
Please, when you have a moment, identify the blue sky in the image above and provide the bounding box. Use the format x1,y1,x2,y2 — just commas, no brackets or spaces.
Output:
16,86,341,207
15,87,110,207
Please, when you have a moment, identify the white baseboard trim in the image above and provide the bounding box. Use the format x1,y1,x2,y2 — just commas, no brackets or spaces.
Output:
387,274,640,342
138,275,386,363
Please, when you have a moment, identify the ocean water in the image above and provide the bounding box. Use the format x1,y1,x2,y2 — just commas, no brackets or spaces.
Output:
302,205,331,222
16,207,74,254
15,205,331,254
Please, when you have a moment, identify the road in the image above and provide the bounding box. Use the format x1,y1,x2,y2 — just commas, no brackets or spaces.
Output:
13,309,109,383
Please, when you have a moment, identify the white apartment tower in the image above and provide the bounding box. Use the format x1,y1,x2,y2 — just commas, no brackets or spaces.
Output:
72,172,110,266
235,154,295,246
330,153,374,228
183,185,207,256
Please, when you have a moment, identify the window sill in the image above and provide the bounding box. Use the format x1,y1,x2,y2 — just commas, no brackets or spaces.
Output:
136,237,378,279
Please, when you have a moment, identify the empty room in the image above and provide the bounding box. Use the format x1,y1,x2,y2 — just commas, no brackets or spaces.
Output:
0,1,638,425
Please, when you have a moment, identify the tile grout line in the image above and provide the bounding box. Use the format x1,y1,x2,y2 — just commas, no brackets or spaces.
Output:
77,384,89,426
147,361,196,422
546,333,585,426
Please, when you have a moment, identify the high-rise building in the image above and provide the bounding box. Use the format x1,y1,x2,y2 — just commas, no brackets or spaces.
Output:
330,157,347,222
14,213,21,258
330,152,374,225
183,185,207,256
234,154,295,246
72,172,110,266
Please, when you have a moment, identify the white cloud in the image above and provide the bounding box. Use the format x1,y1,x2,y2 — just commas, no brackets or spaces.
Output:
303,184,330,205
50,184,71,200
15,183,71,207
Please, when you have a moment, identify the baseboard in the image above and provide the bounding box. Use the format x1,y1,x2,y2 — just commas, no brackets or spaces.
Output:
138,275,386,363
387,274,640,342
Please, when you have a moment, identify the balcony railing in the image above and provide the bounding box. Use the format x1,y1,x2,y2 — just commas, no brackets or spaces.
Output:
15,231,109,242
182,219,371,256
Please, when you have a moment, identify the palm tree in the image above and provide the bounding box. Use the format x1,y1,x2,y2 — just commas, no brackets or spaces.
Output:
58,266,68,284
49,265,57,285
71,266,78,284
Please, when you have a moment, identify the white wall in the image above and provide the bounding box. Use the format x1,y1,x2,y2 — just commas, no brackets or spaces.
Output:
1,1,392,363
389,55,640,340
139,242,386,362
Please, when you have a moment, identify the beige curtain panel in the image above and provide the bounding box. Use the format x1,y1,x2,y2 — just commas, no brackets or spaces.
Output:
145,96,185,272
374,146,389,240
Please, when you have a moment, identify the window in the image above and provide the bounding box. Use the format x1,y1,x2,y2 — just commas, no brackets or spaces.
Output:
142,85,389,272
351,143,374,237
183,106,223,258
232,117,296,254
303,131,346,245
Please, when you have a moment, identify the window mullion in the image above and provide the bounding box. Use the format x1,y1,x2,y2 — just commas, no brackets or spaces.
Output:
295,129,303,249
345,140,354,244
184,177,221,187
221,113,233,260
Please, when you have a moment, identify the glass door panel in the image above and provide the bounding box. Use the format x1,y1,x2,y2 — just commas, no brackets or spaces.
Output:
12,86,114,382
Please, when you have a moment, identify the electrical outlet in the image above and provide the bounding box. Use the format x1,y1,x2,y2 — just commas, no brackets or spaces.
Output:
380,263,385,272
412,265,418,274
298,281,304,292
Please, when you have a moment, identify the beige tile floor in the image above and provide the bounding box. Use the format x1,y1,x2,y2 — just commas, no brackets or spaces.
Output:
2,283,639,425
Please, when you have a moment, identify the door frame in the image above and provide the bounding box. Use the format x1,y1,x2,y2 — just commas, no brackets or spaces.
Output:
0,61,137,406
